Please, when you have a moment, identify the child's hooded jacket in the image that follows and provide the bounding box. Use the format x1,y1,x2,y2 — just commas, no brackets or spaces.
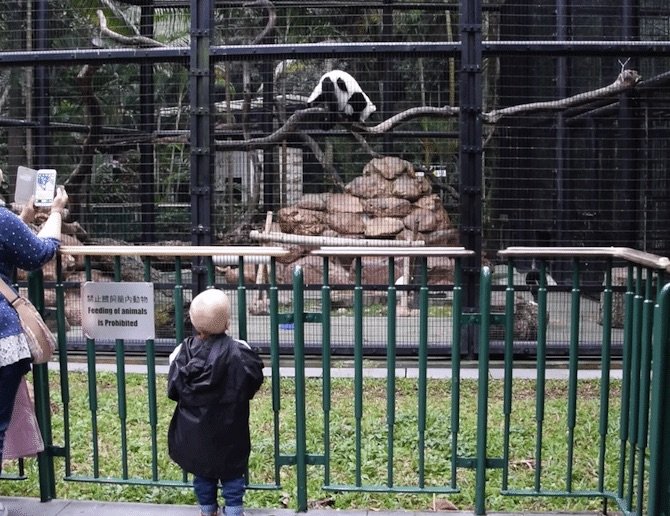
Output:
167,334,264,479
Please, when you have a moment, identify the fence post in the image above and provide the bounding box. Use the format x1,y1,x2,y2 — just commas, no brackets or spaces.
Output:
459,0,483,358
292,267,308,511
27,270,56,501
474,266,492,515
648,283,670,515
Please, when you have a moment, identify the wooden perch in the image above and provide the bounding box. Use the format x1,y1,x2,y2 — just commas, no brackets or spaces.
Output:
250,211,274,315
214,107,324,148
356,105,461,134
483,69,641,123
90,11,644,151
250,230,425,247
211,70,641,149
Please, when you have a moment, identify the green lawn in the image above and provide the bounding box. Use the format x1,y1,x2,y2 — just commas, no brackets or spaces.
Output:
0,371,628,513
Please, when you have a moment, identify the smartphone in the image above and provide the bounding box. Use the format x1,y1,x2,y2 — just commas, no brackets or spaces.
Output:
34,169,58,207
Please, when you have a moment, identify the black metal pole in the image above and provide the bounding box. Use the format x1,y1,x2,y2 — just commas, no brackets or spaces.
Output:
555,0,568,250
33,0,57,502
140,6,156,242
190,0,215,295
619,0,640,248
262,26,276,210
381,0,394,155
459,0,483,358
33,2,48,170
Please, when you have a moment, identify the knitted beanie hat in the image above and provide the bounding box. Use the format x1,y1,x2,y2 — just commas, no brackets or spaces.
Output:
189,288,231,336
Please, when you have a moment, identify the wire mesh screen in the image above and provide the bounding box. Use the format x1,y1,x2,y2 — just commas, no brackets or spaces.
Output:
1,1,668,249
0,1,669,358
484,1,670,283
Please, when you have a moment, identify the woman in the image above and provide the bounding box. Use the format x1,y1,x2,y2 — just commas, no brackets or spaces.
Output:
0,176,68,516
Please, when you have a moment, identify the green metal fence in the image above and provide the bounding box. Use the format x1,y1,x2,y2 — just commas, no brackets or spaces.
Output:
2,245,670,515
498,248,669,516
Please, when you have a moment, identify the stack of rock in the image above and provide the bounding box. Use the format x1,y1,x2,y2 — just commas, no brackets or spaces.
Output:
255,157,459,309
276,156,457,245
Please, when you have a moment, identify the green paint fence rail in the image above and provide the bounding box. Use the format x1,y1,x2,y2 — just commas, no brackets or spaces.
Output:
3,244,670,515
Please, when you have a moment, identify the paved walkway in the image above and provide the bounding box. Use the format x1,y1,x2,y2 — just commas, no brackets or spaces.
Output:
1,497,606,516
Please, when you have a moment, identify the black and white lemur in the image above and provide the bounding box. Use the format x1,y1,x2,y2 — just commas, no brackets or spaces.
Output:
307,70,376,127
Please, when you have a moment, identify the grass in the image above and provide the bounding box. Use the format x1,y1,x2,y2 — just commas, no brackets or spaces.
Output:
0,370,630,513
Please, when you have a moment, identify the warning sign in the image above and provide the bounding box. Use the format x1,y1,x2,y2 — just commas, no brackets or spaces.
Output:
81,282,155,340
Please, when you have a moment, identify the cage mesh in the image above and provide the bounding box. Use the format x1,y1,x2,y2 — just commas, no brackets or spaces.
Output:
0,1,669,355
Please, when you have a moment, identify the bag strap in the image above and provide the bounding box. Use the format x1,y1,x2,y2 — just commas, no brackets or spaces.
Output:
0,276,21,306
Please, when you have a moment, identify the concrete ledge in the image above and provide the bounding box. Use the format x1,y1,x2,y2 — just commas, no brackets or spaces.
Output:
1,497,618,516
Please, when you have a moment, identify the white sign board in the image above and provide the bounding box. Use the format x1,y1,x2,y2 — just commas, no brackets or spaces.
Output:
81,282,155,340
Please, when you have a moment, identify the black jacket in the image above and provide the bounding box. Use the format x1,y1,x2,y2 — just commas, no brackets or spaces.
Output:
167,334,264,479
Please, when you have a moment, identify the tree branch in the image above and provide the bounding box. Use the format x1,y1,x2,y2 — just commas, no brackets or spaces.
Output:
356,105,461,134
64,65,102,219
214,107,323,148
245,0,277,45
298,132,345,189
90,12,646,154
211,70,641,148
95,1,644,151
483,69,641,123
96,10,163,48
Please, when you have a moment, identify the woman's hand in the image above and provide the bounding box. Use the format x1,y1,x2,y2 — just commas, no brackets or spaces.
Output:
17,196,36,224
51,186,69,215
37,186,68,240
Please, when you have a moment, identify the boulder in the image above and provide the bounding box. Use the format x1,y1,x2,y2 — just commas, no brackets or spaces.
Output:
326,212,365,234
277,256,350,285
296,193,328,211
364,217,404,238
345,174,392,198
391,176,431,201
277,207,326,235
403,208,444,233
326,193,364,213
363,197,413,218
363,156,415,180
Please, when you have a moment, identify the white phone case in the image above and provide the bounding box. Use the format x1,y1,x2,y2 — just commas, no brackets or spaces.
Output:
34,169,57,207
14,166,37,205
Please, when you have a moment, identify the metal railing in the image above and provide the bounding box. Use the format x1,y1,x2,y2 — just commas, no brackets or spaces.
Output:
2,245,670,515
497,247,670,516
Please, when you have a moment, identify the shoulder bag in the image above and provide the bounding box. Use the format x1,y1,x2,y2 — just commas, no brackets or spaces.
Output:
3,376,45,459
0,277,56,364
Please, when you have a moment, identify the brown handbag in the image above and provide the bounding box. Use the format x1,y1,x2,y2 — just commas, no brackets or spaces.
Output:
0,278,56,364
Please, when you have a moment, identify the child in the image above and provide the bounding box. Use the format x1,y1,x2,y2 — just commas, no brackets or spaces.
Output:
168,288,264,516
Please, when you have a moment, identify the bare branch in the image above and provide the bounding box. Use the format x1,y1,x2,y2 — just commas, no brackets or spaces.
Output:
87,16,646,155
244,0,277,45
350,129,382,159
298,133,344,189
483,69,641,123
64,65,102,219
217,70,641,149
214,107,323,148
96,10,163,48
356,106,460,134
